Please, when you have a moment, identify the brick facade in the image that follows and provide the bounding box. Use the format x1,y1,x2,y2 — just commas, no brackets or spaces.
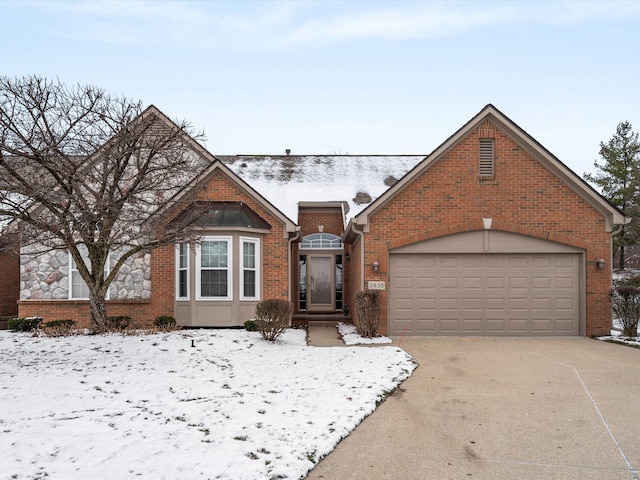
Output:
354,119,614,337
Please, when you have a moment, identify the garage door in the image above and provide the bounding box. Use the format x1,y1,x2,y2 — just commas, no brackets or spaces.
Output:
389,253,580,336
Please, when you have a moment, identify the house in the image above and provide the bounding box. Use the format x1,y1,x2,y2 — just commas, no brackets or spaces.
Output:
17,104,626,337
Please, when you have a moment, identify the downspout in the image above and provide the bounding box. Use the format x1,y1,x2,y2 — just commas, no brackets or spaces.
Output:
287,227,301,303
610,223,625,273
349,220,365,291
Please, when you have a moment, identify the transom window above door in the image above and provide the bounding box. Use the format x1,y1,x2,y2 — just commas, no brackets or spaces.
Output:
300,233,343,250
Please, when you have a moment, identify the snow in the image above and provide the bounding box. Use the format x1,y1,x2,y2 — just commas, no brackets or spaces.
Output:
0,328,416,480
337,322,392,345
220,155,425,222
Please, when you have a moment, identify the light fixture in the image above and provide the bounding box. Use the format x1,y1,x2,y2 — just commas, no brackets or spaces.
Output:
595,258,606,269
372,261,380,272
345,253,350,262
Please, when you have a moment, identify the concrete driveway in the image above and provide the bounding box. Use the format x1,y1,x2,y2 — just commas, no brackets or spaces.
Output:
306,337,640,480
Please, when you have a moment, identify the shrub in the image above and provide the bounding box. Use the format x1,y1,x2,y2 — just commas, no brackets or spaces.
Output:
355,289,381,338
244,319,257,331
106,315,132,332
154,315,177,330
254,299,293,342
8,316,43,332
43,319,77,337
610,286,640,337
614,275,640,288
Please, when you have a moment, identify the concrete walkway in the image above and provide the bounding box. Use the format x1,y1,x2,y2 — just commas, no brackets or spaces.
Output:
306,336,640,480
307,321,346,347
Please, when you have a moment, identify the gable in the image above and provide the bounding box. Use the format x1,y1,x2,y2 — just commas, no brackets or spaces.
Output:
170,160,297,237
353,105,626,232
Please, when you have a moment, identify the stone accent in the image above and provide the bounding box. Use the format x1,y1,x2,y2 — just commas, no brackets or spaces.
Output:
20,249,152,300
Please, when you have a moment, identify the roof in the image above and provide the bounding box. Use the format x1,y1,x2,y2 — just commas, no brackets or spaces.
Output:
170,201,272,230
218,155,425,222
352,104,628,232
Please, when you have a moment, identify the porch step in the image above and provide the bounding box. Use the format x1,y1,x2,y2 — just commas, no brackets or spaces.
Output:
291,313,352,329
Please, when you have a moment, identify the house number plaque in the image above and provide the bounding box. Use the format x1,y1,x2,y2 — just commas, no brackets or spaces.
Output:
368,281,386,290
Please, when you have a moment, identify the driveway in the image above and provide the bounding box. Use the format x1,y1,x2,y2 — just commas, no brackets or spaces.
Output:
306,337,640,480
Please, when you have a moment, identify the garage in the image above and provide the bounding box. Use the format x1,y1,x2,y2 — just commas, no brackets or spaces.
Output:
388,232,583,336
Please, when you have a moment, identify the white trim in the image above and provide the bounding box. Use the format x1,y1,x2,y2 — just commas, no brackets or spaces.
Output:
196,236,233,301
175,243,190,301
240,236,261,301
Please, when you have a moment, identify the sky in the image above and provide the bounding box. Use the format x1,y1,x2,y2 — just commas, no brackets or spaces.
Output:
2,0,640,177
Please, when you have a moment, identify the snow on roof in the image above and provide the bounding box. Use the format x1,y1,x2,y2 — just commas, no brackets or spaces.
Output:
218,155,426,222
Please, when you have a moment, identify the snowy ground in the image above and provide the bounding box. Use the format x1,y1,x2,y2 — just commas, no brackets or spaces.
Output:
0,329,416,480
337,322,392,345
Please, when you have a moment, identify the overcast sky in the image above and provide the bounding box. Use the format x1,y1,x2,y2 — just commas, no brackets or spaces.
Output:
3,0,640,177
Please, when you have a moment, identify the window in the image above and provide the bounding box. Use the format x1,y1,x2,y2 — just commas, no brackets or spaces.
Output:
300,233,343,250
69,246,110,300
197,237,232,300
479,138,495,176
240,237,260,300
298,255,307,310
176,243,189,300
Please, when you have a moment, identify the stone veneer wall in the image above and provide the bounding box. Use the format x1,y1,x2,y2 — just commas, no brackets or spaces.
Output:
20,249,152,300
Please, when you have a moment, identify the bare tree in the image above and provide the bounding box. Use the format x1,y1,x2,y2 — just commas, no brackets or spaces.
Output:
0,76,208,332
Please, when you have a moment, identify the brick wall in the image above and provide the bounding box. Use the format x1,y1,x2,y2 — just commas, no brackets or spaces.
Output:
361,120,613,337
0,246,19,317
298,211,344,237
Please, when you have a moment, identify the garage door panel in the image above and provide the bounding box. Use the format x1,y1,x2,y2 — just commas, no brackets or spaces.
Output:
556,277,575,289
509,277,528,288
463,277,482,289
486,277,505,289
390,253,581,336
440,277,459,288
532,277,551,288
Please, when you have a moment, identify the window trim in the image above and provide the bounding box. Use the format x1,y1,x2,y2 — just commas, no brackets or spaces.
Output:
69,247,110,300
196,236,233,301
240,236,261,301
175,243,190,301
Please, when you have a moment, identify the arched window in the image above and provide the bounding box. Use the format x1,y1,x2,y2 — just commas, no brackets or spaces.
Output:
299,233,343,250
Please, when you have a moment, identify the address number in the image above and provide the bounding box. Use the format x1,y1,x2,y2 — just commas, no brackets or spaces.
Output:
368,281,386,290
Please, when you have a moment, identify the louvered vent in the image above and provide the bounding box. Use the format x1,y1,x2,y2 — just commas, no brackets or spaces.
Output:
479,138,494,176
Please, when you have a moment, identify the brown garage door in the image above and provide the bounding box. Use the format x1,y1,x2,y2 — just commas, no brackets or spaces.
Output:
389,253,580,336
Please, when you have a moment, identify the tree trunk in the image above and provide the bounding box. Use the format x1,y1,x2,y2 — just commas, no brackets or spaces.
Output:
89,290,108,333
619,245,626,271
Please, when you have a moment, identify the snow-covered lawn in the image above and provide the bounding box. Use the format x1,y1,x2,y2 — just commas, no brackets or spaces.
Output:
0,329,416,480
337,322,392,345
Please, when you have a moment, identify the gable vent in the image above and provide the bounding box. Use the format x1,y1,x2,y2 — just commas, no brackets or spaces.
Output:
479,138,495,176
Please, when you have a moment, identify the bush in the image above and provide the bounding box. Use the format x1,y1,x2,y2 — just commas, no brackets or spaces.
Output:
8,316,43,332
610,286,640,337
254,299,293,342
614,275,640,288
244,319,257,331
43,319,77,337
106,315,132,332
154,315,177,330
355,289,381,338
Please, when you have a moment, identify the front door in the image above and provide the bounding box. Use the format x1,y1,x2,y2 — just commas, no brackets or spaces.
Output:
308,255,334,311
